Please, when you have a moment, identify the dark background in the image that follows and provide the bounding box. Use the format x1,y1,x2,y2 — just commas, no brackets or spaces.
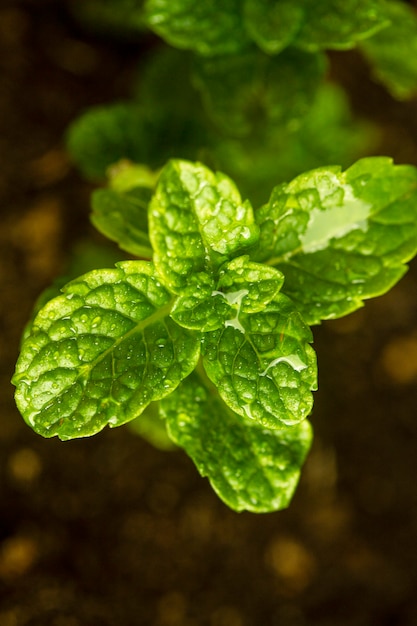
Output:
1,2,417,625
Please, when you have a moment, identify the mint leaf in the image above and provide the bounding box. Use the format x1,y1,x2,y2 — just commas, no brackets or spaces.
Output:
255,157,417,324
243,0,303,54
170,274,231,332
193,48,326,136
144,0,250,56
13,261,200,440
149,160,259,292
160,373,313,512
91,187,152,258
201,293,317,428
360,0,417,99
217,256,284,313
171,256,284,332
294,0,389,51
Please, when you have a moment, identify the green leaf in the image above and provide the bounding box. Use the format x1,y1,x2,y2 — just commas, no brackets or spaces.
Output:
294,0,389,51
149,160,259,292
243,0,303,54
170,273,230,332
170,256,284,331
193,48,326,137
91,187,152,258
360,0,417,99
160,372,313,513
255,157,417,324
201,293,317,429
144,0,250,56
13,261,200,440
216,256,284,313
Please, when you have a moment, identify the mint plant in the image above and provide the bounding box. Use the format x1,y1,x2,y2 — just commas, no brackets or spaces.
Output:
13,156,417,512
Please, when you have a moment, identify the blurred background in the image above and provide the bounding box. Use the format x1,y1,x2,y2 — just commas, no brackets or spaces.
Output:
1,1,417,625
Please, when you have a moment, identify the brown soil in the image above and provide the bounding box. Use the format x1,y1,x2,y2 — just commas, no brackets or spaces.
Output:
1,3,417,625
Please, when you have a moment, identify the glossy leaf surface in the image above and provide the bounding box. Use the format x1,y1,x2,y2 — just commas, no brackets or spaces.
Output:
13,262,199,440
202,294,317,428
160,373,313,512
255,157,417,324
149,160,259,291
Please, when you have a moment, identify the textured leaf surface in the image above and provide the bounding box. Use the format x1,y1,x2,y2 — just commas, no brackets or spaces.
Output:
171,256,284,331
144,0,249,56
255,157,417,324
13,261,199,440
160,373,313,512
170,274,230,332
294,0,389,51
193,49,326,136
202,294,317,428
360,1,417,99
149,160,259,291
91,187,152,258
243,0,303,54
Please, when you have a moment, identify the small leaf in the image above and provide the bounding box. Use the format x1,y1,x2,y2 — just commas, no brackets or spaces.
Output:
255,157,417,324
171,257,284,331
144,0,250,56
13,261,200,440
149,160,259,292
294,0,389,51
217,255,284,313
91,187,153,258
193,48,326,137
360,0,417,99
201,294,317,428
243,0,303,54
170,274,231,332
160,373,313,513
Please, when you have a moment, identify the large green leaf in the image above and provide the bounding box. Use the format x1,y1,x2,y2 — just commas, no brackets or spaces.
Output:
144,0,250,56
201,293,317,429
13,261,199,440
160,372,313,513
360,0,417,99
149,160,259,292
255,157,417,324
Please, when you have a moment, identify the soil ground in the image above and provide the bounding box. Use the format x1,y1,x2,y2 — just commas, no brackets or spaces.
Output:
1,3,417,625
